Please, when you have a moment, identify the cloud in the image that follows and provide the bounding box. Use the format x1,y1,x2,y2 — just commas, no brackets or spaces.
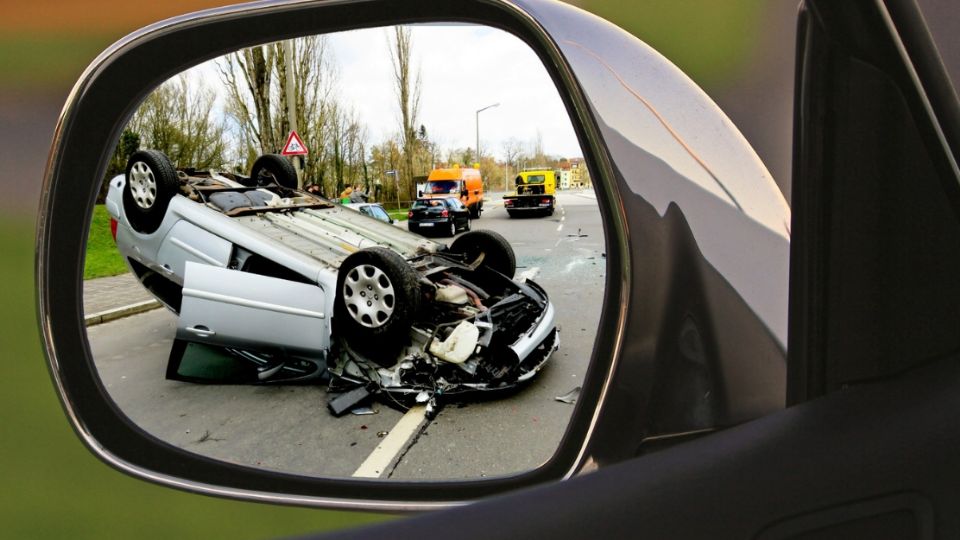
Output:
331,24,583,159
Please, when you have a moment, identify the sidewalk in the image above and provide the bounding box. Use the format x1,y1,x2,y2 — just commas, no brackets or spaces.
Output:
83,273,161,326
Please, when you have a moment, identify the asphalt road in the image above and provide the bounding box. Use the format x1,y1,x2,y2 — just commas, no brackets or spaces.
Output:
87,189,606,480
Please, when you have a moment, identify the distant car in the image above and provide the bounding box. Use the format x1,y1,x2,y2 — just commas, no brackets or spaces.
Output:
105,150,558,413
407,197,471,237
344,202,394,224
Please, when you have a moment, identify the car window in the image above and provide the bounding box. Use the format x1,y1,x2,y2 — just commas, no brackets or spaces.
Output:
368,206,390,221
429,180,459,194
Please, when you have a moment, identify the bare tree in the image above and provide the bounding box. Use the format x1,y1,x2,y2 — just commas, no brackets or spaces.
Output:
217,36,336,178
218,46,277,156
327,102,347,195
128,75,228,170
502,136,525,168
369,138,403,206
344,112,368,190
275,36,336,185
389,26,422,200
414,124,440,176
528,130,546,167
501,137,525,190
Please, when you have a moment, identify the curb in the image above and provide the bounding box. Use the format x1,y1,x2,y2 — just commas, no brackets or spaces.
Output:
85,299,163,327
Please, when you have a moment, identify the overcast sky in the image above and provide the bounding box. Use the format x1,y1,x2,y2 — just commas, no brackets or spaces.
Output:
185,23,583,161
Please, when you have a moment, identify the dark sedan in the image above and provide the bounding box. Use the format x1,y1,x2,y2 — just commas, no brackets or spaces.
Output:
407,197,471,237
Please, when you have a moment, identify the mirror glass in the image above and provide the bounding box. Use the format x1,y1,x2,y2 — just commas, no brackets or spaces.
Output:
84,23,605,481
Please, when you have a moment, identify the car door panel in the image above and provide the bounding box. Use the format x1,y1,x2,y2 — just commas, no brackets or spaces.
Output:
156,219,233,280
177,262,329,356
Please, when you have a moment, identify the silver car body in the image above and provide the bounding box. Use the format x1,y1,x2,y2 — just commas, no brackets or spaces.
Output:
104,172,557,389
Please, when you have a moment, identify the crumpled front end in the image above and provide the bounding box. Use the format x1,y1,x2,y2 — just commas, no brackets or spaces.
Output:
328,267,559,417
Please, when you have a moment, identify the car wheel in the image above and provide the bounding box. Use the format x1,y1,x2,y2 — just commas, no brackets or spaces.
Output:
448,221,457,237
334,247,421,364
448,230,517,278
469,205,480,219
464,218,471,232
249,154,298,189
123,149,179,234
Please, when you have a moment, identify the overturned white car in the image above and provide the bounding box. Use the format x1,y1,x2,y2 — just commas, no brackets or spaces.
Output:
105,150,558,415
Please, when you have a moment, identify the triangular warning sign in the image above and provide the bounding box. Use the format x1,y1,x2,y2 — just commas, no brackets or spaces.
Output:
281,131,309,156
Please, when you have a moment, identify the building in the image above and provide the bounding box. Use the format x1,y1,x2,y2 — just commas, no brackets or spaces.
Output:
568,157,591,189
557,160,572,189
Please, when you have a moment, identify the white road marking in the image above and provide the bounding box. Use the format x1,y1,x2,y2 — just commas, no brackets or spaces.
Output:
352,405,427,478
557,223,564,232
518,266,541,282
554,238,563,247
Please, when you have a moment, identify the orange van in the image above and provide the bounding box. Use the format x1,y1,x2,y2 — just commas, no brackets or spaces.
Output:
421,166,484,218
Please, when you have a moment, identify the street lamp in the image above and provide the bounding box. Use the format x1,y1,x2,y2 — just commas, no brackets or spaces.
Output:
385,170,400,212
475,102,500,167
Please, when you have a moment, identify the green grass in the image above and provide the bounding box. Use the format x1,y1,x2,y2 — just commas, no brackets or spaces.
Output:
84,205,129,280
1,218,390,538
387,208,410,222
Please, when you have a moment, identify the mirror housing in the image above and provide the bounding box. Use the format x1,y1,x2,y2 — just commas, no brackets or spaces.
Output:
37,0,789,510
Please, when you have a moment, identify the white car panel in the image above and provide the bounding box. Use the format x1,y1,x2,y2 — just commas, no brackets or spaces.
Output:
177,262,330,356
156,220,233,278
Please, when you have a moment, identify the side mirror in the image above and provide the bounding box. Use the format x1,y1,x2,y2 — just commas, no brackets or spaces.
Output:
37,0,788,511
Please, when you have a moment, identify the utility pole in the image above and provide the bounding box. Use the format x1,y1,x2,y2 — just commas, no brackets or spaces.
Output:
475,102,499,168
283,39,303,188
386,170,400,211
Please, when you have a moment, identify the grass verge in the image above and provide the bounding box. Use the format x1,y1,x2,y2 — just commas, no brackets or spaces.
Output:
84,205,128,280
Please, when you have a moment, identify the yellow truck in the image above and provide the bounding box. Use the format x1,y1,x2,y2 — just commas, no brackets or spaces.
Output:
503,169,557,217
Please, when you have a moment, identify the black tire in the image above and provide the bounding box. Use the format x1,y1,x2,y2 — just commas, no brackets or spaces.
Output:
334,247,421,364
469,204,481,219
123,149,179,234
507,209,517,218
447,220,457,237
448,230,517,278
249,154,298,189
464,218,471,232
